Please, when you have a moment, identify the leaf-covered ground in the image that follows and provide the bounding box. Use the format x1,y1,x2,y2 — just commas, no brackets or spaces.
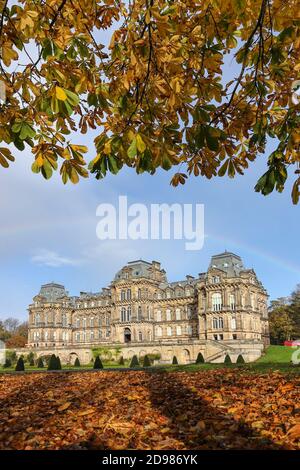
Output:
0,369,299,450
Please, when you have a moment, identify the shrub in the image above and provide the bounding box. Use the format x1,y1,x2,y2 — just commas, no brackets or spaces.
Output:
224,354,232,364
27,352,35,363
236,354,245,364
93,355,103,369
172,356,178,365
196,352,205,364
118,356,125,366
37,357,44,368
6,350,17,364
143,355,151,368
130,355,139,368
48,354,58,370
3,358,12,368
56,356,62,370
74,357,80,367
15,357,25,371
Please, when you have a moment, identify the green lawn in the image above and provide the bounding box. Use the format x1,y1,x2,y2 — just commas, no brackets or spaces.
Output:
256,345,296,363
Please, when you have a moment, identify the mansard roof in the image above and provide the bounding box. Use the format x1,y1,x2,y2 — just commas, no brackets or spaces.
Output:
114,259,163,281
208,251,245,277
39,283,68,302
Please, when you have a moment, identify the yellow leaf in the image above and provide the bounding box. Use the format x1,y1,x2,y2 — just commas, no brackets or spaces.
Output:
78,409,97,416
55,86,67,101
58,402,72,412
136,134,146,153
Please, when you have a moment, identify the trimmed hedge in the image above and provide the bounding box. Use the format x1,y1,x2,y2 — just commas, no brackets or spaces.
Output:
130,355,139,368
143,355,151,368
93,355,103,369
224,354,232,364
236,354,245,364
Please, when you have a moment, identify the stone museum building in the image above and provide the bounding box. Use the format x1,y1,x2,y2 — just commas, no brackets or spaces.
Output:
27,252,270,364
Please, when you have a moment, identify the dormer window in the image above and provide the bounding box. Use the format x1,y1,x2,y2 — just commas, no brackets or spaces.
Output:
212,276,220,284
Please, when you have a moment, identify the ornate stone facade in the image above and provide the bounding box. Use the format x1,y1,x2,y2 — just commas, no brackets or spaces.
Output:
27,252,269,363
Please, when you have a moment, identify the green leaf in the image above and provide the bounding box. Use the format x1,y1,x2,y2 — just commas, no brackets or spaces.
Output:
127,138,137,159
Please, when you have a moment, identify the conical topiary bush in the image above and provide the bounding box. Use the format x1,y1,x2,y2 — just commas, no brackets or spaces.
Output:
224,354,232,364
118,356,125,366
172,356,178,365
15,357,25,371
236,354,245,364
196,352,205,364
37,357,44,368
93,355,103,369
48,354,58,370
143,355,151,368
74,357,80,367
29,358,35,366
129,355,139,368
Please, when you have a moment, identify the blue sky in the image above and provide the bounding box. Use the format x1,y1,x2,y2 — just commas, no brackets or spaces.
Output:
1,18,299,321
0,131,299,321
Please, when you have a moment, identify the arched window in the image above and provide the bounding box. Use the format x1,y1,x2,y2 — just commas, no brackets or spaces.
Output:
212,293,222,311
218,317,224,329
156,310,162,322
213,317,218,329
212,276,220,284
138,331,143,341
121,307,126,322
138,306,142,321
127,306,131,322
156,326,162,337
175,308,181,320
166,309,171,321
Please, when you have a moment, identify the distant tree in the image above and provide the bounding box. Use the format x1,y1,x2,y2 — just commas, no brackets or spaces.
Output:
6,335,27,348
56,356,62,370
27,352,35,363
118,356,125,366
129,355,139,368
15,357,25,371
3,318,19,333
37,357,44,368
142,355,151,368
269,307,295,344
93,356,103,369
236,354,245,364
74,357,80,367
48,354,58,371
224,354,232,364
196,353,205,364
172,356,178,365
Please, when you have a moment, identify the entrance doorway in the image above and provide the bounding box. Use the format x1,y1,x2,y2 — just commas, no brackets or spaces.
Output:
124,328,131,343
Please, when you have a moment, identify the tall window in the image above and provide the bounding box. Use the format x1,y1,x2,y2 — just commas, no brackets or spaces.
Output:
231,318,237,330
76,332,80,342
156,310,162,322
167,326,172,336
218,317,224,329
138,306,142,321
156,326,162,337
138,288,142,299
76,318,80,328
62,313,67,327
90,317,94,327
229,294,235,310
127,289,131,300
187,306,192,319
176,326,182,336
251,293,255,309
127,306,131,321
175,308,181,320
121,290,126,301
147,306,150,320
166,309,171,321
212,293,222,311
213,317,218,329
121,307,126,322
83,317,87,328
90,331,94,341
138,331,143,341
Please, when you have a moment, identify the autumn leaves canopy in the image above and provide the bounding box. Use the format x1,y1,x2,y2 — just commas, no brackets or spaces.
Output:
1,0,300,201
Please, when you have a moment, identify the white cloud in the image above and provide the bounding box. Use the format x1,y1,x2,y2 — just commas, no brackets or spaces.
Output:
31,249,82,268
